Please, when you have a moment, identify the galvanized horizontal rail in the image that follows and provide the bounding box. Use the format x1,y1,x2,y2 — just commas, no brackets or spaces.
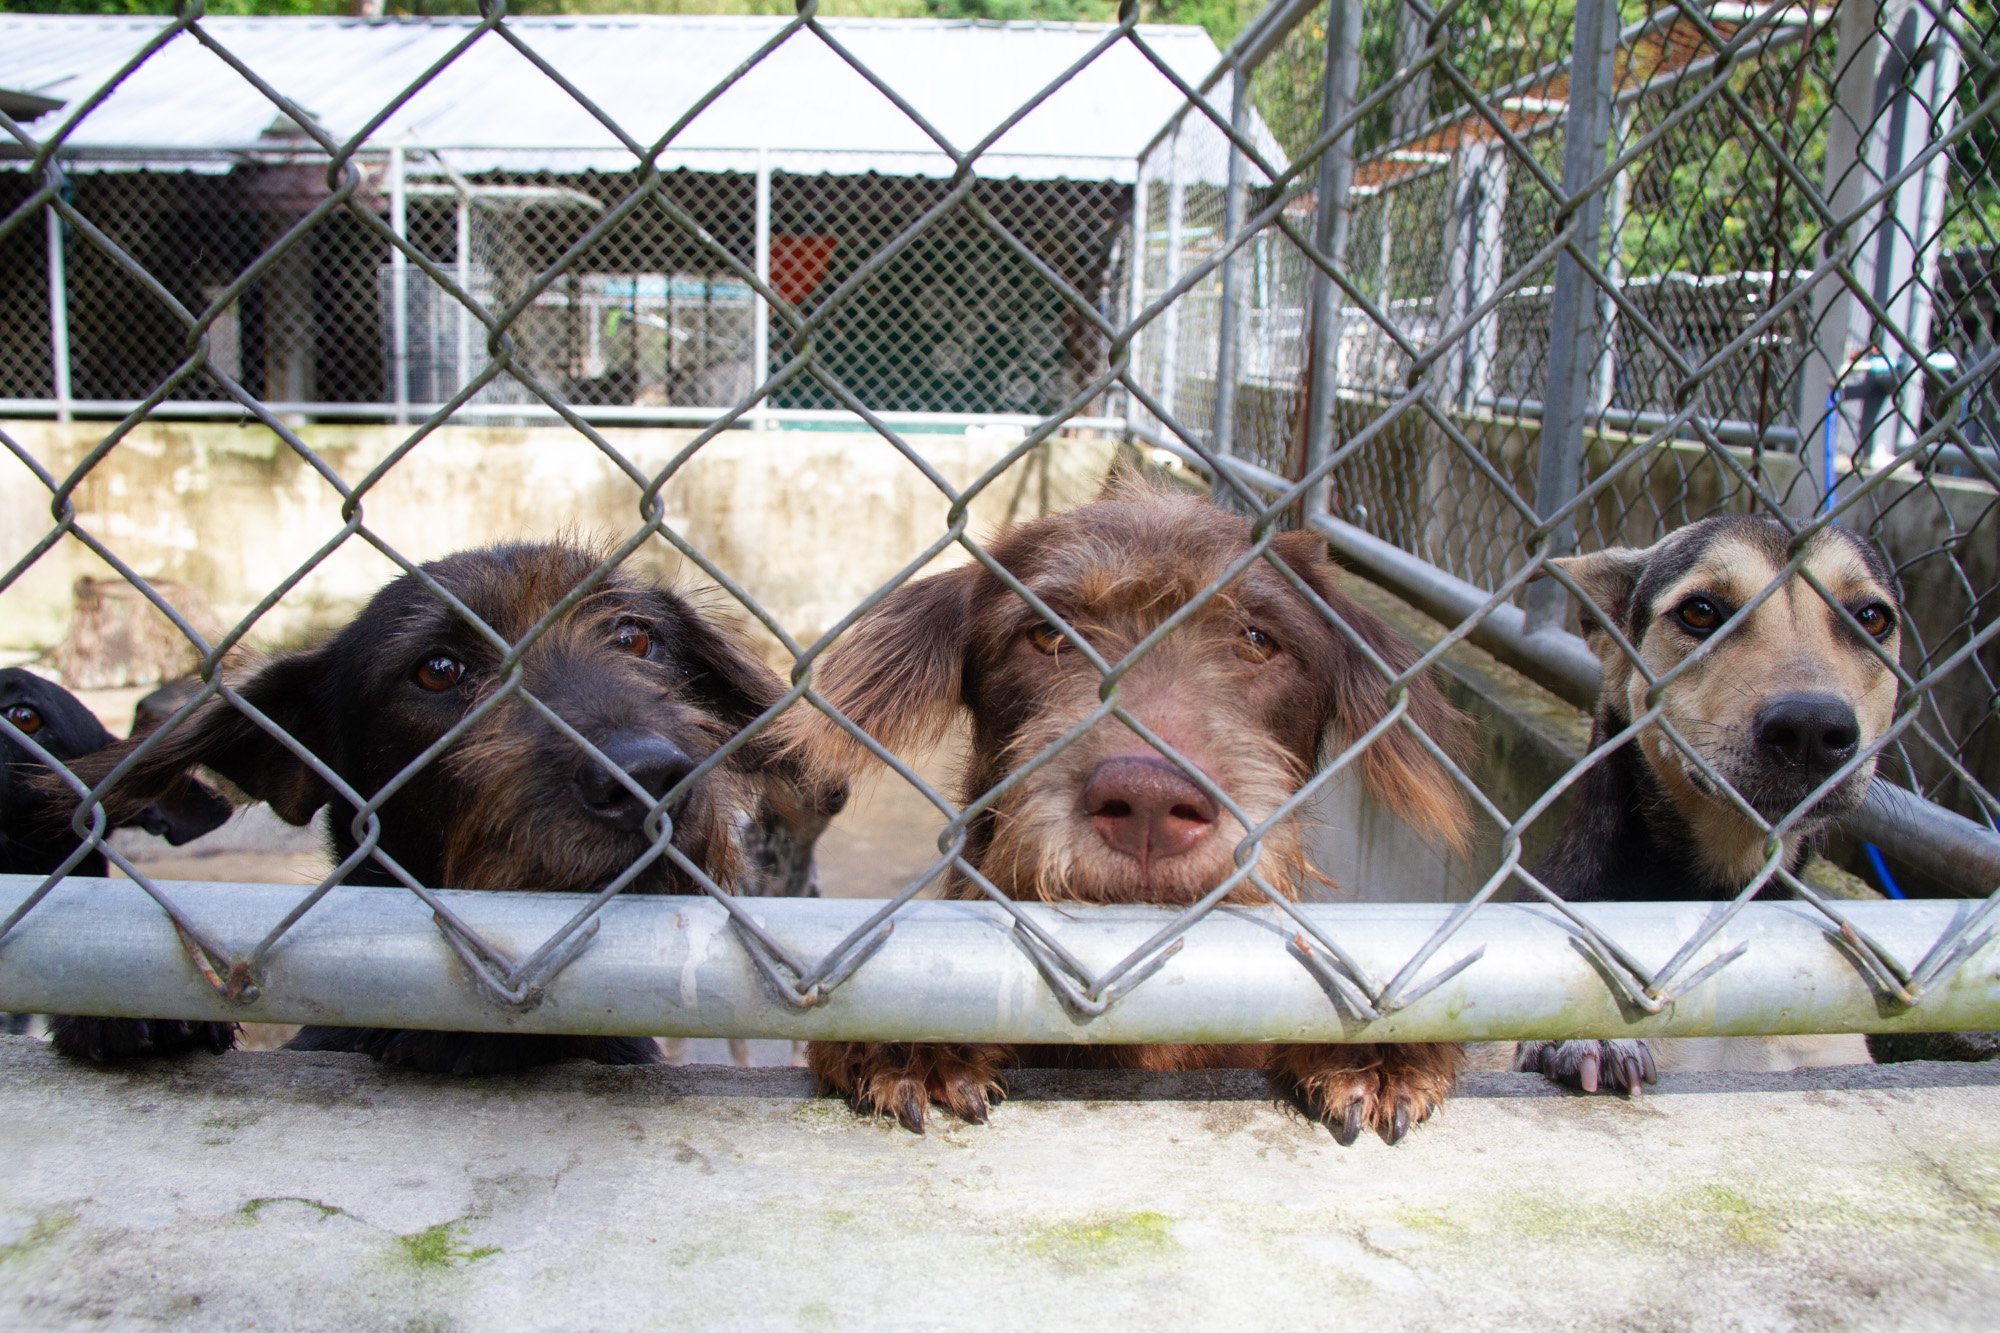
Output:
3,877,1994,1043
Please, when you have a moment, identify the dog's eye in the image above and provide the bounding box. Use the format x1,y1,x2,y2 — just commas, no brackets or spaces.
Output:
1675,596,1724,635
1852,603,1896,640
1026,623,1065,656
615,621,656,659
413,656,464,693
2,703,41,735
1235,627,1277,663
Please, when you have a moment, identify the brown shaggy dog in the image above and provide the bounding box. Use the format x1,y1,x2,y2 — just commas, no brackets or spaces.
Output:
57,541,837,1074
787,479,1472,1144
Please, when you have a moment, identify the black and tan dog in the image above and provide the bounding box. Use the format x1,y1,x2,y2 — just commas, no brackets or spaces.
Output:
1513,515,1903,1093
2,668,234,1052
60,542,838,1075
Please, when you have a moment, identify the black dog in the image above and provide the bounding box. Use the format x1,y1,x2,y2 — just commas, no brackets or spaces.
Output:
1514,517,1903,1093
63,542,838,1075
1,667,234,1055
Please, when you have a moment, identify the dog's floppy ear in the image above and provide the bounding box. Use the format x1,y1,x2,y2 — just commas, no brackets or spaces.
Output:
1270,531,1472,853
62,649,340,830
662,596,787,729
777,562,977,787
1549,547,1647,642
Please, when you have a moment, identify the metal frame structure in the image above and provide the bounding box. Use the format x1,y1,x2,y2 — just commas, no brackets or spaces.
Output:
2,2,1996,1044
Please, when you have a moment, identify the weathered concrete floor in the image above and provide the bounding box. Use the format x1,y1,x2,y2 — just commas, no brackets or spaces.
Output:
2,1038,1996,1330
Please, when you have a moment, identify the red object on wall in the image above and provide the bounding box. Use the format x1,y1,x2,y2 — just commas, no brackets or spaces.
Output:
770,235,839,306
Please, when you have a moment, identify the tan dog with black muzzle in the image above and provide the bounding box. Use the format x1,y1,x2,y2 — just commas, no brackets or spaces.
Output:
1514,514,1903,1094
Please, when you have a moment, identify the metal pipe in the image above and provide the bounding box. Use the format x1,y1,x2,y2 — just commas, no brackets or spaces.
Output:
43,177,71,424
1524,0,1617,633
1479,393,1803,451
2,880,1993,1042
388,144,409,427
1315,512,1604,704
455,189,472,398
1123,172,1149,436
753,146,772,432
1211,70,1250,471
1302,0,1361,519
1159,124,1185,422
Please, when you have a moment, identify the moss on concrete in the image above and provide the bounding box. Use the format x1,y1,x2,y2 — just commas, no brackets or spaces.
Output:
396,1220,499,1271
1029,1210,1177,1265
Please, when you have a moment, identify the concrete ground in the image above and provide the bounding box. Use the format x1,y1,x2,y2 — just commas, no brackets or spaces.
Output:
1,1039,1995,1330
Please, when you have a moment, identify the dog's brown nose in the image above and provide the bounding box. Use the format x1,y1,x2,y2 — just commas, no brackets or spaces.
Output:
1082,755,1218,864
1754,694,1860,774
574,731,698,832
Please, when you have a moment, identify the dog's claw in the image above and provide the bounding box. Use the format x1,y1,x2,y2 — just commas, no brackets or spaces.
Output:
1334,1097,1367,1147
958,1089,989,1124
895,1088,927,1134
1516,1039,1657,1096
1385,1098,1412,1145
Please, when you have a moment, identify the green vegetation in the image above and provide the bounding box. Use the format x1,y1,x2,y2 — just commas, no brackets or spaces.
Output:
395,1219,500,1269
1029,1209,1178,1264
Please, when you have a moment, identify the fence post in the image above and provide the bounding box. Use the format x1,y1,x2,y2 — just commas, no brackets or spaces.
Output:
1798,0,1962,488
1159,121,1186,423
1124,170,1149,438
44,171,71,424
455,182,472,398
1212,67,1252,472
389,144,409,427
753,146,772,432
1523,0,1615,633
1301,0,1361,518
1437,139,1508,411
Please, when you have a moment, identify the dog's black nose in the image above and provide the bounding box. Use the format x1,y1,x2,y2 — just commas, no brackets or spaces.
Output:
1754,694,1861,774
573,731,699,832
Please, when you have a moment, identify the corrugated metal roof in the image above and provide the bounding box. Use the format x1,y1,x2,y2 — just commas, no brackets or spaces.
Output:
0,15,1281,183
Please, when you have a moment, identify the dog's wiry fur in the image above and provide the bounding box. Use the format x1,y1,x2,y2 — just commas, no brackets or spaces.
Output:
2,668,235,1057
60,542,829,1075
785,478,1473,1144
1514,516,1902,1093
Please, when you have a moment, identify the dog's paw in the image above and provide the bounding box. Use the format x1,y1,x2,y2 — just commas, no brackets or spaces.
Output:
1270,1042,1462,1146
47,1015,238,1063
1514,1039,1656,1095
807,1041,1010,1133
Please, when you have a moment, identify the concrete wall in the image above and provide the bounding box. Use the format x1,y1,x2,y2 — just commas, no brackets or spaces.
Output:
0,420,1118,665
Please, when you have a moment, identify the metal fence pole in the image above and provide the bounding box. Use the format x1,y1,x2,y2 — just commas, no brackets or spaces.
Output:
1592,105,1629,417
43,173,71,425
1856,2,1962,470
1212,69,1252,471
1523,0,1616,632
455,185,472,397
1302,0,1361,517
389,144,410,427
1160,122,1186,422
753,147,772,432
1123,170,1149,436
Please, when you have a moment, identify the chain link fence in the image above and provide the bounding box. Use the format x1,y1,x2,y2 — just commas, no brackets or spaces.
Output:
1,4,1996,1058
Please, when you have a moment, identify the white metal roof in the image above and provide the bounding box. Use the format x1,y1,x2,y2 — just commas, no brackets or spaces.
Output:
0,15,1280,183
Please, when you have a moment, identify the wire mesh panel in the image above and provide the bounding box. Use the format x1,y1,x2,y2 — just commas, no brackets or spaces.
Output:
0,3,1996,1107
